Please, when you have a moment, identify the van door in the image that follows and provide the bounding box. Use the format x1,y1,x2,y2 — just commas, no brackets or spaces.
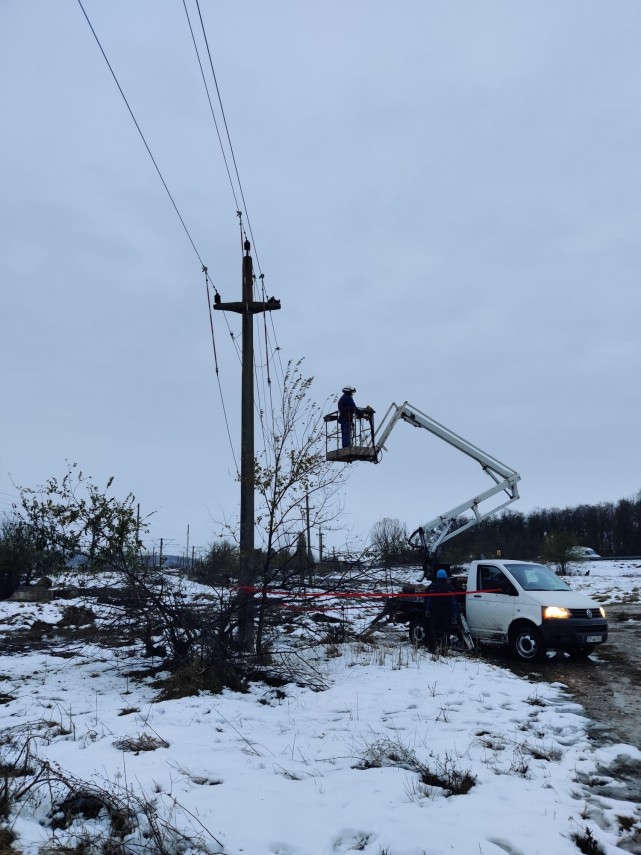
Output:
466,564,517,638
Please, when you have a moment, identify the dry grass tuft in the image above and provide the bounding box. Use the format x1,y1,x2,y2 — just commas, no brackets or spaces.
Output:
112,734,169,753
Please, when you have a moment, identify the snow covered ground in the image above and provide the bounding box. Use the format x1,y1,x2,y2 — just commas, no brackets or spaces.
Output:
1,559,640,854
567,558,641,606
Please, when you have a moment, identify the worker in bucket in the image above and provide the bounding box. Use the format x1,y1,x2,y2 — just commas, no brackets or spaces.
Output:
426,568,458,653
337,385,369,447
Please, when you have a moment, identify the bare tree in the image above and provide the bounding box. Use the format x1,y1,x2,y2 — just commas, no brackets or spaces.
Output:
370,517,409,568
220,360,350,654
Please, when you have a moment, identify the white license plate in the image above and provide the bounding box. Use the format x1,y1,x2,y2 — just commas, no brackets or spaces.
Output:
586,635,603,643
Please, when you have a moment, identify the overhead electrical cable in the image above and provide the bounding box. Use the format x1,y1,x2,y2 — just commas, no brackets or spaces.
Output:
76,0,207,273
259,274,277,423
205,271,239,475
75,0,245,473
178,5,282,441
259,275,273,388
180,0,241,214
185,0,288,440
79,0,286,457
193,0,263,276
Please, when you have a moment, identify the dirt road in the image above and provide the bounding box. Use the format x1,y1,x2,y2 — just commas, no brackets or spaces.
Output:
503,607,641,815
511,606,641,751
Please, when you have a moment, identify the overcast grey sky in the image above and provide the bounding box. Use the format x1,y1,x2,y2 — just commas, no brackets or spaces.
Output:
2,1,640,556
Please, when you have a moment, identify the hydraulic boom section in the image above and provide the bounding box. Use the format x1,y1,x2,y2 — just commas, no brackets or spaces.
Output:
324,398,521,558
374,402,521,555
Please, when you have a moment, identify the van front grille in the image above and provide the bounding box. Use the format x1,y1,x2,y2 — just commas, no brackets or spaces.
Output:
570,608,603,619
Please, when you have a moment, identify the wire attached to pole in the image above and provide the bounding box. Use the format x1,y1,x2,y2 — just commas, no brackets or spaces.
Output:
205,268,239,475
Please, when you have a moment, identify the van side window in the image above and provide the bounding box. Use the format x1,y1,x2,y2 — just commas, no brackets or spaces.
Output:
478,565,513,595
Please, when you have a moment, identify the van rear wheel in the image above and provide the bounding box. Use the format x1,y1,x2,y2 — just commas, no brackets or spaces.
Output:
409,619,428,646
510,624,546,662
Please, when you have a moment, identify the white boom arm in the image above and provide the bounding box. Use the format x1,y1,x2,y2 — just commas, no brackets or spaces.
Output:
371,402,521,553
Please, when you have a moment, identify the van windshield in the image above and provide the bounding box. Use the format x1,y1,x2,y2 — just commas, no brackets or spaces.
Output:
503,563,572,592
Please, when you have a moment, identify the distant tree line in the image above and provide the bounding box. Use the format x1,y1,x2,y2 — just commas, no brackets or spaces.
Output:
440,492,641,563
366,493,641,568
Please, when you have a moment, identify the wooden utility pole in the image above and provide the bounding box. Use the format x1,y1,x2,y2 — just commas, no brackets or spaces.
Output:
214,240,281,650
305,493,312,565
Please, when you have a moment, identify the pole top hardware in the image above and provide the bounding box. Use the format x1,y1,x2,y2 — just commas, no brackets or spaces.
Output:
214,297,281,315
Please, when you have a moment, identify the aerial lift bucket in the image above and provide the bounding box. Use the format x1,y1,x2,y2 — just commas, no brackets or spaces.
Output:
324,408,378,463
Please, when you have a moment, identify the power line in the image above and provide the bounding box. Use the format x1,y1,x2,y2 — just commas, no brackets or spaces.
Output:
78,1,290,484
75,0,207,271
181,0,241,214
76,0,247,481
204,270,239,475
183,0,286,412
193,0,263,276
181,1,289,443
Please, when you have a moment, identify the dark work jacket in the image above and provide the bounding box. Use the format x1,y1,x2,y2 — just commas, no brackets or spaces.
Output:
338,393,358,424
426,578,458,619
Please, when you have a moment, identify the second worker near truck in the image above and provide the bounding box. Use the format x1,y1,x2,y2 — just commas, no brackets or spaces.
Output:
426,569,459,653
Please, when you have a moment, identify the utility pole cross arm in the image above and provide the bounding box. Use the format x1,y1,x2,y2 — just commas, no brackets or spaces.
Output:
213,298,281,315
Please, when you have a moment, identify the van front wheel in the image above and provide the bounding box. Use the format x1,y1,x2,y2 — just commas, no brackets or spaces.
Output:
510,624,546,662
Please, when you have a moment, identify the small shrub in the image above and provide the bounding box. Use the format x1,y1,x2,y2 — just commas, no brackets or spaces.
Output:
0,747,219,855
58,606,95,627
476,733,506,752
418,756,475,796
27,619,54,640
356,737,475,797
572,827,605,855
524,741,562,762
509,754,530,777
0,825,18,853
319,624,346,645
153,659,247,701
324,643,341,658
112,734,169,753
616,814,636,833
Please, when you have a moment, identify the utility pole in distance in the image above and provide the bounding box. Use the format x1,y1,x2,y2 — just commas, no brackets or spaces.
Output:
214,240,281,651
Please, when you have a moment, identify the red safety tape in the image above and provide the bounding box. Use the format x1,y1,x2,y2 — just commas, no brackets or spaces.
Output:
232,586,500,599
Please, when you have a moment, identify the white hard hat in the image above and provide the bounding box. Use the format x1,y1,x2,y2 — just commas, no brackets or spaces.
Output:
342,385,356,393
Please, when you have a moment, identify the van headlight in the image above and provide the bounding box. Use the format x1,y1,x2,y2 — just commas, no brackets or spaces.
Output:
599,607,606,618
542,606,571,619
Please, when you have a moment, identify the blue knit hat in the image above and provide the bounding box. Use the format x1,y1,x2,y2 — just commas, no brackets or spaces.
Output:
436,569,448,579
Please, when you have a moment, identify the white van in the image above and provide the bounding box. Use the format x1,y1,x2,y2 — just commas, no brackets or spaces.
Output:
462,560,608,661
